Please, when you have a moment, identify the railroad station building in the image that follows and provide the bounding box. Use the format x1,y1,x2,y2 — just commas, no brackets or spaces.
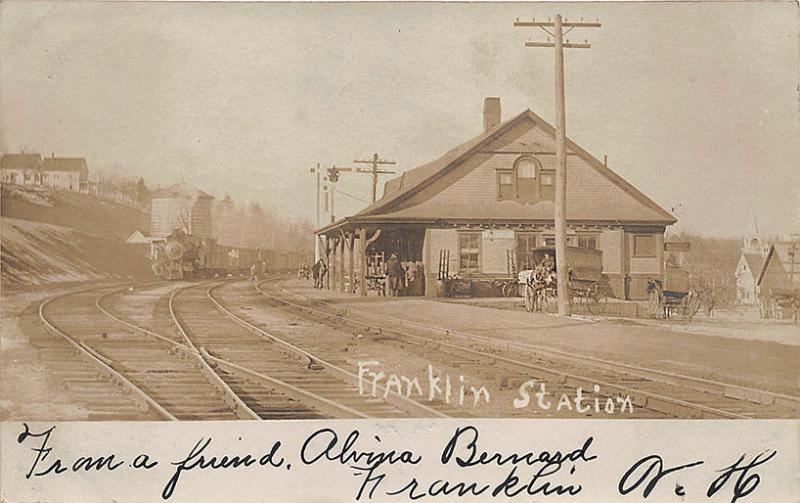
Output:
316,98,676,300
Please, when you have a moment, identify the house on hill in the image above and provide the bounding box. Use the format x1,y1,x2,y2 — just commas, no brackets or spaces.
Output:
1,153,44,186
41,155,89,192
1,152,89,192
316,98,676,300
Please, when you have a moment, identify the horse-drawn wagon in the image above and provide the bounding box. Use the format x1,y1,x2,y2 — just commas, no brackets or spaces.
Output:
646,267,702,320
518,246,607,312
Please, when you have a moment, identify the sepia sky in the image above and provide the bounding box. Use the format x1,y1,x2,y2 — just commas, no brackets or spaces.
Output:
1,1,797,238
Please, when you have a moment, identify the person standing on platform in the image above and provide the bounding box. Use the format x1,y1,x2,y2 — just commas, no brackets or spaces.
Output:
317,259,328,289
386,253,404,297
311,260,321,288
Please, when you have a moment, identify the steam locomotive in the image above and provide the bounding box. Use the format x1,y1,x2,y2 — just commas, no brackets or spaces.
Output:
149,229,310,280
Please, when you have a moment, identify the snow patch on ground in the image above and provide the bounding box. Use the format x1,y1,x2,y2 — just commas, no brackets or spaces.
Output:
2,185,54,207
1,218,112,285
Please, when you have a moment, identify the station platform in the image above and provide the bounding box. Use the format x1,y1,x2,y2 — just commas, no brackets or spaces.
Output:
273,277,800,395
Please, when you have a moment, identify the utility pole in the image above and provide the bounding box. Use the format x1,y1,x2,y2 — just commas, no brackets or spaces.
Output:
310,163,322,261
514,15,600,317
353,153,397,202
329,183,336,223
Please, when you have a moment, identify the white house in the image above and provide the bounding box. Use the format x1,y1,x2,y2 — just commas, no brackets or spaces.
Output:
41,156,89,192
1,153,43,186
734,235,769,305
1,152,89,192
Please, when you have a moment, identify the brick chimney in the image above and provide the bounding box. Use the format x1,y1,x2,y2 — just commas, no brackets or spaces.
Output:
483,97,501,132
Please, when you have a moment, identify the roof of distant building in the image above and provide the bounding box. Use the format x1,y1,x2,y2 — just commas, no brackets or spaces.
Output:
125,230,152,244
151,183,214,200
756,241,800,287
41,157,89,178
742,253,765,278
1,153,43,170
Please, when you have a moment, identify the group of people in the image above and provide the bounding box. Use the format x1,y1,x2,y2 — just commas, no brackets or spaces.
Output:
248,262,268,282
297,260,327,288
300,253,423,296
385,253,425,297
529,253,555,286
297,260,328,289
311,259,327,289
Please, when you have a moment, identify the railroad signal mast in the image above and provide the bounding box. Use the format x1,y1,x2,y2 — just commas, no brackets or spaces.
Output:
310,163,322,261
325,165,348,224
310,156,396,259
514,14,600,317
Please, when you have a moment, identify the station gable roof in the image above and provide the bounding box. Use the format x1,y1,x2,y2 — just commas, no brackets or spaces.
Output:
318,109,676,234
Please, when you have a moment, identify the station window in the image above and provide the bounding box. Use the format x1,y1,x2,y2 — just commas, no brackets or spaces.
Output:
577,234,598,250
458,232,481,274
633,234,656,257
542,234,578,247
515,233,538,270
497,170,514,200
540,169,555,199
515,157,538,200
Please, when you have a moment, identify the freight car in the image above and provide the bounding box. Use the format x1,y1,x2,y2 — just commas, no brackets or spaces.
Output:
149,229,311,280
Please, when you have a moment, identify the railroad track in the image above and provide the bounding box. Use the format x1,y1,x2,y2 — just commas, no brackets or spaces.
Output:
23,285,164,420
96,282,351,419
98,280,450,419
256,276,800,419
167,281,450,418
40,282,293,420
218,277,660,419
37,284,180,420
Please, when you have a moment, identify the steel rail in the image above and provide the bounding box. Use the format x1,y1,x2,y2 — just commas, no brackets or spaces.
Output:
272,280,800,410
255,278,756,419
38,284,177,421
206,281,450,418
96,284,374,419
167,284,261,420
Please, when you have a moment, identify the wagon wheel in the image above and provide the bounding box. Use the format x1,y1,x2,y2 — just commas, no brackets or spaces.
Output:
502,281,517,298
584,284,601,314
524,285,535,312
684,294,702,321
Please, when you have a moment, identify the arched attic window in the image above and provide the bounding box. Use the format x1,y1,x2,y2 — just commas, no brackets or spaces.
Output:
497,156,552,202
515,156,538,200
